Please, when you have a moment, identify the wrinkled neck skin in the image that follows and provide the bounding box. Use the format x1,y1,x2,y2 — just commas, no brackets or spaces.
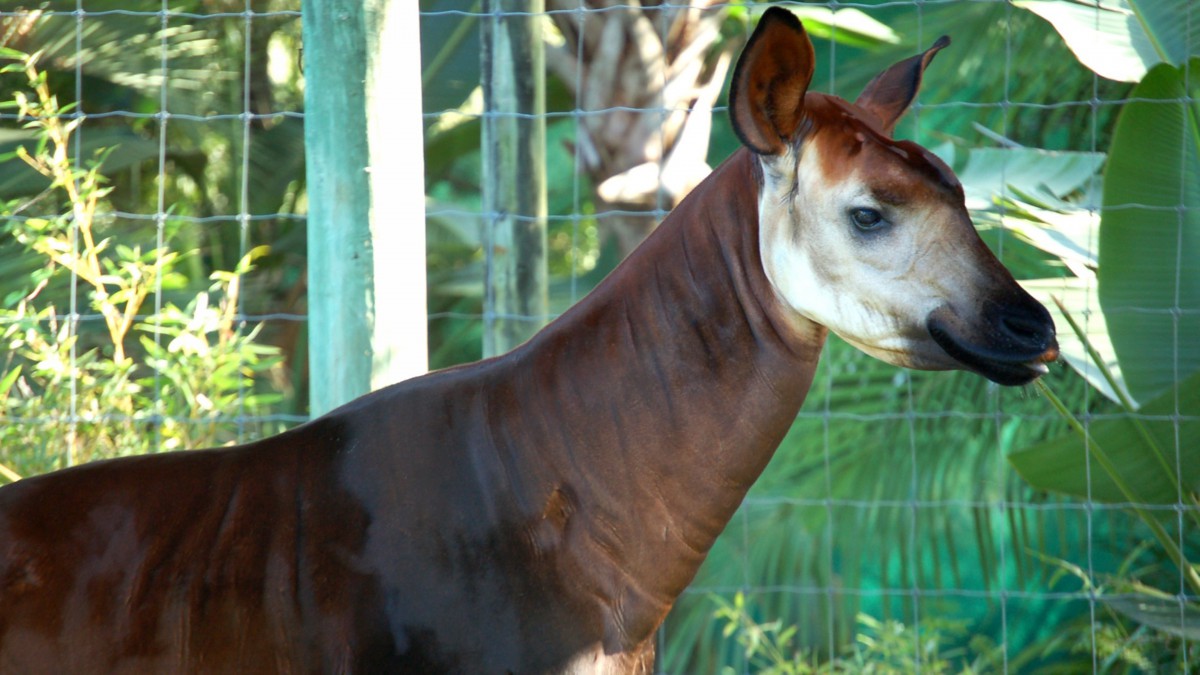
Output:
496,148,826,649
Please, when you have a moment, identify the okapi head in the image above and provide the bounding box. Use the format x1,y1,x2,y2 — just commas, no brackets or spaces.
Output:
731,8,1058,385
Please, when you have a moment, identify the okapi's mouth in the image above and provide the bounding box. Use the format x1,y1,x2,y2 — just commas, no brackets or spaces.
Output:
926,304,1059,386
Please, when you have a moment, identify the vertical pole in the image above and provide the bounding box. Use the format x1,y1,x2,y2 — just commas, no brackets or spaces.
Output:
481,0,548,357
303,0,427,416
364,0,429,391
303,0,371,416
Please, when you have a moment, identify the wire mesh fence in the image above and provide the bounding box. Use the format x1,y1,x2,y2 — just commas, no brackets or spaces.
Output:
422,1,1198,671
0,1,306,472
1,0,1197,671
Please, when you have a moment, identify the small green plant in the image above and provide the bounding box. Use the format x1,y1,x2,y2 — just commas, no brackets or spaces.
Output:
0,48,285,481
1030,532,1200,672
714,592,1000,674
713,591,819,674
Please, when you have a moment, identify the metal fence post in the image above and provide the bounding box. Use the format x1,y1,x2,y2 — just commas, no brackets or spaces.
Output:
481,0,548,357
303,0,428,416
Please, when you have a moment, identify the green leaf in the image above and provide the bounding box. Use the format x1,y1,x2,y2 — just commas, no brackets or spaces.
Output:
955,146,1105,214
1103,595,1200,640
1001,205,1099,277
1009,370,1200,503
1016,0,1199,82
783,7,901,48
0,365,22,403
1098,58,1200,403
0,128,160,200
1022,278,1130,404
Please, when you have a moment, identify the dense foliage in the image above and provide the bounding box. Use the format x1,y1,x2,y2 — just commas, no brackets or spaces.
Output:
1,1,305,467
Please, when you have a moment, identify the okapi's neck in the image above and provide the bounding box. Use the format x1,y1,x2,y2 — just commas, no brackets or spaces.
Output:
511,148,827,649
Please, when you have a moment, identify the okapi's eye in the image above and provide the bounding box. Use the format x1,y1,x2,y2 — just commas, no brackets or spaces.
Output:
850,207,886,231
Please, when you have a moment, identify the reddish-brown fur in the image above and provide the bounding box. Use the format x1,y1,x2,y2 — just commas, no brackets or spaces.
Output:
0,9,1055,673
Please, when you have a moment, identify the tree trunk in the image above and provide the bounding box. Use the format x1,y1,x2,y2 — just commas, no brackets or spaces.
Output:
546,0,734,257
482,0,549,357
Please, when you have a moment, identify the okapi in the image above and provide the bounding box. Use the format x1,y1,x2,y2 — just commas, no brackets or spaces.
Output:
0,8,1057,673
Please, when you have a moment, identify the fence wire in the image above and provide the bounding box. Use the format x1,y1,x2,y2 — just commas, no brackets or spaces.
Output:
0,2,307,471
0,1,1195,672
423,1,1198,672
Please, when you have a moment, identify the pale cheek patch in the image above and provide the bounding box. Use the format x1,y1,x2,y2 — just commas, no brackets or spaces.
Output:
759,149,873,329
756,149,944,364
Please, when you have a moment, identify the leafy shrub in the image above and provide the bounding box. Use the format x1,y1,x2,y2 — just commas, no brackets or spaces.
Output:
714,591,999,674
0,49,285,481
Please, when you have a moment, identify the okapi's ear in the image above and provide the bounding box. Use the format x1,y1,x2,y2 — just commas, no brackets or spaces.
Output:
855,36,951,136
729,8,815,156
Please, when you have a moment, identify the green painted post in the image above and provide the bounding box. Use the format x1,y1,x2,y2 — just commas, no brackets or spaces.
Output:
303,0,428,416
481,0,548,357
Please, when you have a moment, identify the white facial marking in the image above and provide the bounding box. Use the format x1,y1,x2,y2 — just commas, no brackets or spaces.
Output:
757,143,966,370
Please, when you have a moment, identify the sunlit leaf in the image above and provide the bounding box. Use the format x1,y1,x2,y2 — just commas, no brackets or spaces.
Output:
0,365,22,403
783,7,900,48
1001,205,1099,277
1023,277,1130,404
1098,58,1200,403
1016,0,1199,82
955,146,1105,213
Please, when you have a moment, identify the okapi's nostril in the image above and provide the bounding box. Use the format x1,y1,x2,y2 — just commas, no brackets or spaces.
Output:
1000,313,1049,347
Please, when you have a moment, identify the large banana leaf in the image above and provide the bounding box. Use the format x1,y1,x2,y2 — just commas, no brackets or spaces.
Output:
1009,370,1200,504
1016,0,1199,82
1098,58,1200,404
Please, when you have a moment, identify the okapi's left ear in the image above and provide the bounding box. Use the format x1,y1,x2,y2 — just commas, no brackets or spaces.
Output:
729,8,815,156
855,36,951,136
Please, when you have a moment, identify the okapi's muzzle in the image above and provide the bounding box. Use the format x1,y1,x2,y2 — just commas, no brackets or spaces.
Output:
926,294,1059,386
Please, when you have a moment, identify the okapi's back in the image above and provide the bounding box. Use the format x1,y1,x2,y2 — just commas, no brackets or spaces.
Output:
0,420,397,672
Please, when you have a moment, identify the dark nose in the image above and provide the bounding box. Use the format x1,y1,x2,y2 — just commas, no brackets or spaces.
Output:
995,301,1057,357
